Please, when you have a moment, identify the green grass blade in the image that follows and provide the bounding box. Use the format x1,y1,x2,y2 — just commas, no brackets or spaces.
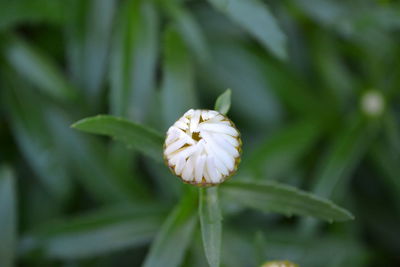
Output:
214,89,231,115
65,0,116,104
199,187,222,267
221,181,354,222
4,37,76,101
143,192,197,267
72,115,164,162
22,204,165,259
161,25,197,127
243,118,322,180
0,166,17,267
110,0,158,120
207,0,287,60
161,1,210,62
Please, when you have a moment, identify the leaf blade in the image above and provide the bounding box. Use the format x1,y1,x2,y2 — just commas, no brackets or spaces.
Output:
199,187,222,267
207,0,287,59
72,115,164,162
23,204,165,259
221,181,354,222
0,166,17,267
143,192,197,267
214,89,232,115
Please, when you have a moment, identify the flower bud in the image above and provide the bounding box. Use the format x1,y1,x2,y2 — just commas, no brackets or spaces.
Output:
261,260,299,267
164,109,242,186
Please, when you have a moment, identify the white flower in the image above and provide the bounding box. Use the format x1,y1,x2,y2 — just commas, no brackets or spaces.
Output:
164,109,241,186
360,90,385,117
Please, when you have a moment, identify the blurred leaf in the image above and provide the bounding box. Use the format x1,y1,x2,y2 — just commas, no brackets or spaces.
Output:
161,1,210,62
299,115,378,233
200,40,282,126
370,143,400,209
143,191,197,267
199,187,222,267
48,111,140,203
207,0,287,59
161,26,197,127
1,72,72,200
0,166,17,267
0,0,66,29
312,116,376,199
22,204,165,259
72,115,164,162
221,181,354,222
214,89,231,115
66,0,116,104
4,37,76,101
110,0,158,120
243,118,322,180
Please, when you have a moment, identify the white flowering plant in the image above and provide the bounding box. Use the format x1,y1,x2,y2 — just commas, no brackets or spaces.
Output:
72,89,353,267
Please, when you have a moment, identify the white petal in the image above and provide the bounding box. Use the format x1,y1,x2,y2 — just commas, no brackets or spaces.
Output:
212,133,239,157
190,110,201,133
174,120,188,130
184,109,194,117
182,156,195,181
175,156,186,175
198,123,238,136
203,167,211,183
169,145,197,164
165,128,179,145
195,155,206,183
220,134,239,147
213,156,229,176
206,156,220,183
164,138,186,155
203,139,234,171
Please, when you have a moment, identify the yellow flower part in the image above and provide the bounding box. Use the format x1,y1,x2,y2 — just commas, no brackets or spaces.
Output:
261,260,299,267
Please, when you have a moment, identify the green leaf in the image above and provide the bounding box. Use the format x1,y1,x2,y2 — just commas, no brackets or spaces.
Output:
4,37,76,101
65,0,116,104
214,89,232,115
207,0,287,60
23,204,165,259
110,0,158,120
0,0,66,29
199,187,222,267
161,26,197,127
1,72,72,200
221,181,354,222
311,116,375,198
0,166,17,267
143,192,197,267
72,115,164,162
243,118,322,180
161,1,210,62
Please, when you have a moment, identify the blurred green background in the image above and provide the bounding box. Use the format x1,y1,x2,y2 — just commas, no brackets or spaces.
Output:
0,0,400,266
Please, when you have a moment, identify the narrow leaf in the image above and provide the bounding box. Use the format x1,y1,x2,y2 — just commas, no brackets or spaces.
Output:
23,204,165,259
72,115,164,162
4,37,76,101
110,0,158,120
214,89,232,115
161,25,197,127
221,181,354,222
243,118,322,180
199,187,222,267
143,192,197,267
207,0,287,59
161,1,210,62
66,0,116,103
2,73,72,200
0,166,17,267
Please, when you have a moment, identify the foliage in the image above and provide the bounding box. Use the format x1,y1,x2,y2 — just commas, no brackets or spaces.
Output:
0,0,400,266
